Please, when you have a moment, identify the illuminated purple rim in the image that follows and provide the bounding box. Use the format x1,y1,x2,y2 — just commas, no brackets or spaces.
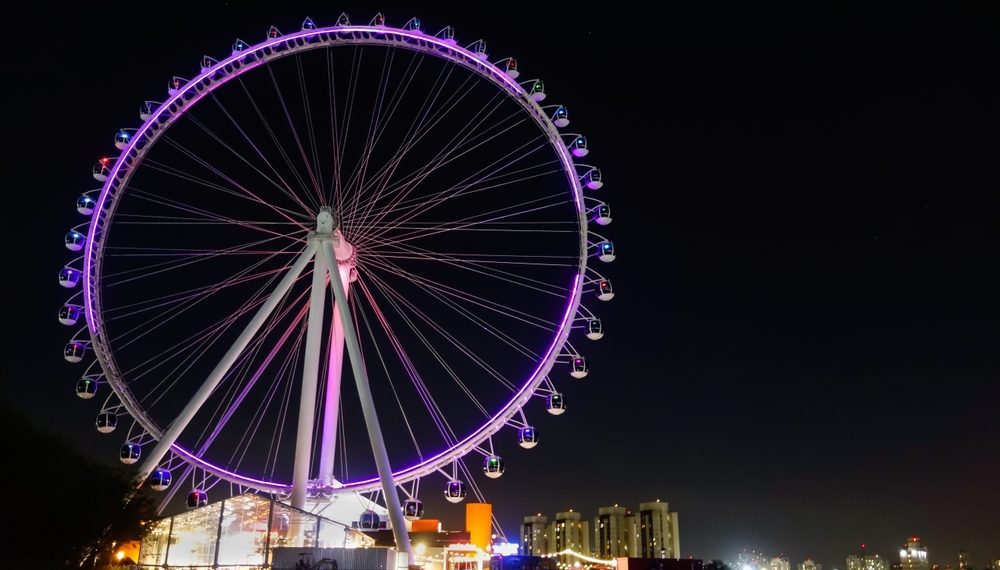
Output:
82,24,587,493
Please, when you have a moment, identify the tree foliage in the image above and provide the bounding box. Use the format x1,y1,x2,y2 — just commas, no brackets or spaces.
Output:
705,560,735,570
1,398,156,568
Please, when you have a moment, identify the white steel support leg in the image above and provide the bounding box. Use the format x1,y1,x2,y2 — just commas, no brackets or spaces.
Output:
320,243,414,567
318,266,349,487
290,242,329,510
133,242,318,486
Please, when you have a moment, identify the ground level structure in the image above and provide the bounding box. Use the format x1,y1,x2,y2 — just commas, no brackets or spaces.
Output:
137,492,489,570
138,491,389,568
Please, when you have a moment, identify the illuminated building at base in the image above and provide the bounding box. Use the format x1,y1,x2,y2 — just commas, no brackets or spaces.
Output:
637,500,679,559
522,515,549,556
900,538,929,570
595,505,637,558
798,559,822,570
521,500,679,561
553,511,591,563
848,545,889,570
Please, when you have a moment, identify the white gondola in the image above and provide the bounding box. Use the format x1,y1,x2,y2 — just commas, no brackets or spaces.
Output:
404,17,422,32
586,318,604,340
120,442,141,465
65,230,85,252
468,40,488,60
597,279,615,301
552,106,570,127
59,304,83,326
517,426,538,449
64,342,86,363
436,26,457,44
570,356,588,378
114,129,133,150
167,76,186,97
149,468,172,491
569,136,588,157
92,159,111,182
76,194,96,216
482,455,505,478
267,26,281,39
186,489,208,509
232,39,249,55
402,498,424,521
200,56,218,73
598,241,615,262
336,13,351,27
96,412,117,434
59,267,81,288
301,17,317,30
358,509,379,530
546,393,566,415
593,203,612,226
505,58,519,79
139,101,158,121
371,13,386,27
529,80,546,102
582,168,603,190
444,480,467,503
75,377,98,399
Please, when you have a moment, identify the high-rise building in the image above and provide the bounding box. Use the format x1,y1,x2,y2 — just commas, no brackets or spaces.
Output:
520,500,681,562
799,559,822,570
770,557,790,570
849,545,890,570
900,538,929,570
521,515,549,556
637,500,680,558
551,511,590,561
957,552,969,570
594,505,637,558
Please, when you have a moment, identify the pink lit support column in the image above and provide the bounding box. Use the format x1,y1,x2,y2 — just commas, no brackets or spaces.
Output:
318,263,350,488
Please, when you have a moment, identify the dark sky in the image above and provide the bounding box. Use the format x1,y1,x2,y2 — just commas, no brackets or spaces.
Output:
7,3,998,568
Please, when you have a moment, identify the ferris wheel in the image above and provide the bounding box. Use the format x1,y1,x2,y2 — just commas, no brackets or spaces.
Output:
59,12,614,554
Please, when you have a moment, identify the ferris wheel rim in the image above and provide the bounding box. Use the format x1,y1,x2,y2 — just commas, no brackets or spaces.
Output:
81,23,587,494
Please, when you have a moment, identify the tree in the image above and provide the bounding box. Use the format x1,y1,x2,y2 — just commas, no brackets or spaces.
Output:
0,398,156,568
706,560,735,570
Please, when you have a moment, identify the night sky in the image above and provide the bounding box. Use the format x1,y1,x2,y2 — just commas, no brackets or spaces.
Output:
8,4,998,568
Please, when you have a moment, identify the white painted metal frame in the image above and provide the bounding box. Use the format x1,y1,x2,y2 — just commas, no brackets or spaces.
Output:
83,25,587,498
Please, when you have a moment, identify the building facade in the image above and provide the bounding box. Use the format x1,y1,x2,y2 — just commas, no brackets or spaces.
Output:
849,554,889,570
520,499,680,561
594,505,637,558
551,510,590,560
521,515,549,556
637,500,680,558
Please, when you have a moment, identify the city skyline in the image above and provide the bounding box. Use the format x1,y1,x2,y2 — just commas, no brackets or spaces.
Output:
5,3,997,567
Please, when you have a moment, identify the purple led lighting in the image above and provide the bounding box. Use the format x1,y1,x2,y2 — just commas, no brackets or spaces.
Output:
81,24,586,492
